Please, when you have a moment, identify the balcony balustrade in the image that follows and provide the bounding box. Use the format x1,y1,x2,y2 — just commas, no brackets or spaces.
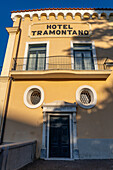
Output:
11,56,110,71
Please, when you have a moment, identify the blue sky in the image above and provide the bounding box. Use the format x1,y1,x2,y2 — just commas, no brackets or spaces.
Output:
0,0,113,72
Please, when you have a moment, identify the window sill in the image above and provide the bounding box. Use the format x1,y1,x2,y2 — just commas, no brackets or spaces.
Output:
10,70,111,80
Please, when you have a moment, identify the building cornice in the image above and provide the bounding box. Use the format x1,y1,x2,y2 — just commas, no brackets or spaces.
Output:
11,8,113,21
10,70,111,80
6,27,19,34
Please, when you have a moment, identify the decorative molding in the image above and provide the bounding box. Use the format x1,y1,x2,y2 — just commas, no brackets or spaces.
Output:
42,100,76,112
43,100,76,106
41,101,78,160
6,27,19,34
10,70,112,80
11,9,113,21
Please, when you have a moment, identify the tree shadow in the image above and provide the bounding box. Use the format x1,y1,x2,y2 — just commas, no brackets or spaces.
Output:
1,16,113,160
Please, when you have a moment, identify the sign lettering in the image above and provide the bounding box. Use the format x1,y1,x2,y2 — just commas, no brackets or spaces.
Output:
29,23,91,38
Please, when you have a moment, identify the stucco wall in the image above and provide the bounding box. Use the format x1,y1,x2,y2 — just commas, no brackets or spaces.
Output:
13,15,113,61
2,13,113,159
78,139,113,159
3,75,113,155
0,78,9,130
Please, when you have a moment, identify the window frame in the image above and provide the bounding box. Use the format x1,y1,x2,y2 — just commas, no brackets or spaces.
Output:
71,41,98,70
23,41,49,71
24,85,44,109
76,85,97,109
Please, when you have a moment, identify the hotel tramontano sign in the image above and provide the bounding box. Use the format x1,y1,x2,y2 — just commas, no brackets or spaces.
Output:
29,22,91,38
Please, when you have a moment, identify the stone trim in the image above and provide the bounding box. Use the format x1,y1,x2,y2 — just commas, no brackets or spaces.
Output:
41,100,79,160
76,85,97,109
24,85,44,109
6,27,19,34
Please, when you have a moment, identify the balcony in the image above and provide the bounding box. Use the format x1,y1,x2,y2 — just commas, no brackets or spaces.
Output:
10,56,112,80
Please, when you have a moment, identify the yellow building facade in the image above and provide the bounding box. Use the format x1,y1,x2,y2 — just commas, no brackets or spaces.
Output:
0,8,113,159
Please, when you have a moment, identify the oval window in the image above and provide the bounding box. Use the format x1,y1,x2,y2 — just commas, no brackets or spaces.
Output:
76,85,97,109
24,85,44,109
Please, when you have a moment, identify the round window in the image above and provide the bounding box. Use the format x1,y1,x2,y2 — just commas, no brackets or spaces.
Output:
30,89,41,105
80,90,91,105
24,85,44,109
76,85,97,109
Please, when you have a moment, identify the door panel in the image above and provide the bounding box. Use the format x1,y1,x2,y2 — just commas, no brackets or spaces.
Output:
49,115,70,158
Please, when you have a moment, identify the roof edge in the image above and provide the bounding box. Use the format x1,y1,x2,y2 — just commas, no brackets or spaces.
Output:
11,8,113,13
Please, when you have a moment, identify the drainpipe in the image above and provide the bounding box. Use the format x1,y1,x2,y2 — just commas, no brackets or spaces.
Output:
0,76,13,144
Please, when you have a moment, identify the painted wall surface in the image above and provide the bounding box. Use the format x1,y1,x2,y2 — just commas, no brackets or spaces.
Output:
8,14,113,65
1,13,113,158
0,78,9,131
3,76,113,155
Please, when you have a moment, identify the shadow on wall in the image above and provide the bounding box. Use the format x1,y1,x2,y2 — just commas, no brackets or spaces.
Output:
1,81,113,160
1,16,113,159
2,110,43,158
76,84,113,138
60,18,113,139
3,82,113,140
63,20,113,61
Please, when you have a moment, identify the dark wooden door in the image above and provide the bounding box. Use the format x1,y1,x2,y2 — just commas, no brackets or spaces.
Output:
49,115,70,158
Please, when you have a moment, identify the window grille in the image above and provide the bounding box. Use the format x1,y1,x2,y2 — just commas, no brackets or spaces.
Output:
30,90,41,105
80,90,91,105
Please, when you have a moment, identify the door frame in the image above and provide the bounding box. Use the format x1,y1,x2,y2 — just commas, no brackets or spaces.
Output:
40,101,79,160
47,113,72,159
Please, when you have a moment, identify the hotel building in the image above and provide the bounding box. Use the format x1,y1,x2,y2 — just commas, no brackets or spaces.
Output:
0,8,113,160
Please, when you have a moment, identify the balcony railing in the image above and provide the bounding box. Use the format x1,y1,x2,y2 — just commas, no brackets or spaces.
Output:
11,56,110,71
